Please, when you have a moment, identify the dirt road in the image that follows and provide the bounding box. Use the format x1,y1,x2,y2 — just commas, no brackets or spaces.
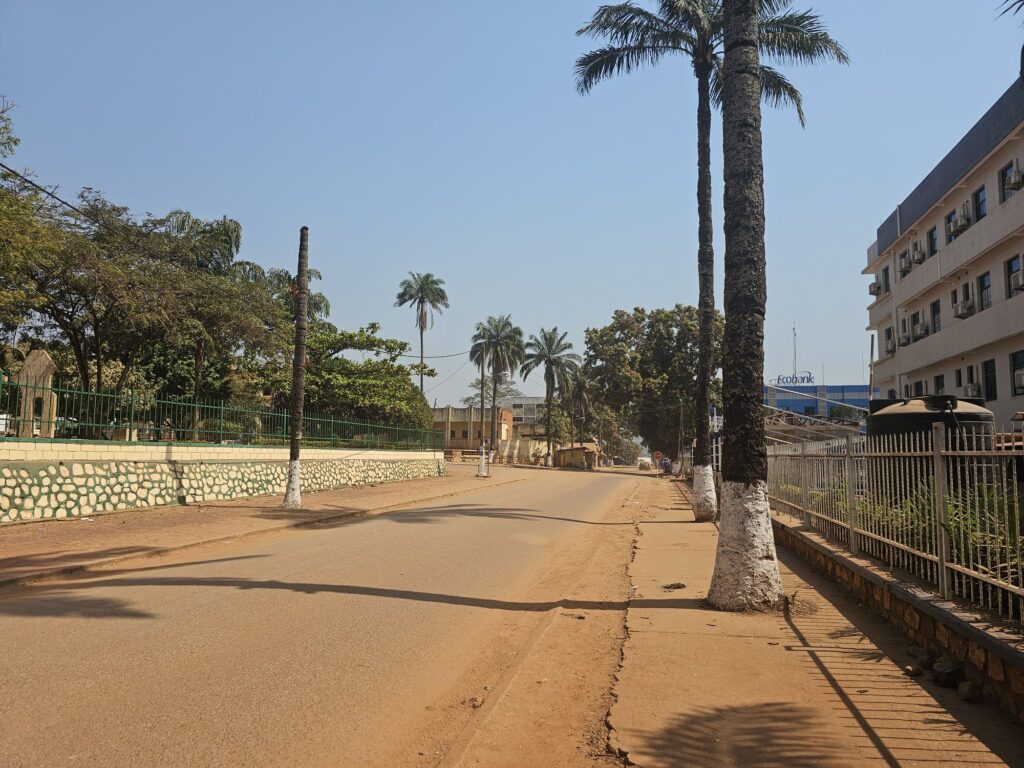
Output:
0,467,639,767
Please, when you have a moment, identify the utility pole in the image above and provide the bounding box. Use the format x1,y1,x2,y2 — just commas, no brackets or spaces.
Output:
283,226,309,508
676,399,684,465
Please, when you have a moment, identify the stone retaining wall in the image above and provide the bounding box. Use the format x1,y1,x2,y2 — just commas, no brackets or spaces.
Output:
0,441,445,524
772,514,1024,726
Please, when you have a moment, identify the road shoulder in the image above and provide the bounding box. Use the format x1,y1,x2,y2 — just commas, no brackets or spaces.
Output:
0,464,518,585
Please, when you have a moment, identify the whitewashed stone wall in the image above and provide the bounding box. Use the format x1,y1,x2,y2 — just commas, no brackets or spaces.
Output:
0,443,445,523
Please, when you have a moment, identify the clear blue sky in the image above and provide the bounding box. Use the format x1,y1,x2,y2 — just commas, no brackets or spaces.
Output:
3,1,1021,405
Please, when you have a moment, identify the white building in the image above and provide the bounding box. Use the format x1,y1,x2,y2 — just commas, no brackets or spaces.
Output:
864,80,1024,424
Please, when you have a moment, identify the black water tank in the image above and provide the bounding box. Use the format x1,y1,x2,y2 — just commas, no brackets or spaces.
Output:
866,395,994,438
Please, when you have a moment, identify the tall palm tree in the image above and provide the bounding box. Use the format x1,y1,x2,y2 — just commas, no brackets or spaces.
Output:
520,328,581,466
576,0,847,521
469,322,488,447
706,0,784,612
472,315,526,452
394,272,449,392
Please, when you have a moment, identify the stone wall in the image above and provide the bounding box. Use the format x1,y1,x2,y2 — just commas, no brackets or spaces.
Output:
772,514,1024,726
0,441,445,524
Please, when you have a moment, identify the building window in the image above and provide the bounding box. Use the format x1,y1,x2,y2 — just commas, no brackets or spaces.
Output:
950,289,958,309
884,326,894,353
1007,255,1022,297
962,283,972,303
1000,162,1017,203
898,249,909,276
881,266,891,293
1012,350,1024,396
462,430,469,439
967,365,976,385
982,359,997,402
927,227,938,256
450,429,456,438
903,384,910,398
930,300,941,333
946,209,958,243
934,374,945,395
978,272,992,311
913,381,924,397
955,368,963,388
887,388,897,399
973,186,987,221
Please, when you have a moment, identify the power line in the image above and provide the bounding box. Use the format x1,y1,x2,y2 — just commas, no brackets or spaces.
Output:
397,349,472,360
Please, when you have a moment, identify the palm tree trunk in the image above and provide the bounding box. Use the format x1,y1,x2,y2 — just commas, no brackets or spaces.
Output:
693,61,719,523
419,325,425,393
708,0,783,612
545,383,553,467
283,226,309,508
490,365,500,457
479,359,486,450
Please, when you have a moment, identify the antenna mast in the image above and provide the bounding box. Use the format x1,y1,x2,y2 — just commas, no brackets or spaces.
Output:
792,323,797,378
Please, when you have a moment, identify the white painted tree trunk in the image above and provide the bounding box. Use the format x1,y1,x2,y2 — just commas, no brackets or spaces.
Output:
283,459,302,508
692,464,717,522
707,480,783,611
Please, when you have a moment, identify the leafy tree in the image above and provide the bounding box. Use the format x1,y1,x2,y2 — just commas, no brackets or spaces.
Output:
459,373,524,409
259,321,432,428
11,190,188,394
520,328,581,465
584,305,722,459
707,0,784,612
471,315,525,446
394,271,449,392
576,0,847,518
0,97,18,159
589,402,640,464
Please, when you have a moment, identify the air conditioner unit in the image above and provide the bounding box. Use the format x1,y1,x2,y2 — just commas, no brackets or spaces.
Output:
962,383,981,398
869,281,882,296
884,339,896,354
911,241,926,264
1015,370,1024,390
953,299,975,319
1010,271,1023,293
1007,160,1024,191
912,323,929,339
898,253,912,275
898,333,911,346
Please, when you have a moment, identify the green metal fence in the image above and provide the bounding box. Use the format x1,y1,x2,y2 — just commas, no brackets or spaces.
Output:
0,378,444,451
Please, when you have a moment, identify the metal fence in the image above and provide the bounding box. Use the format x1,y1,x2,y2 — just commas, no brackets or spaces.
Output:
767,423,1024,623
0,379,444,451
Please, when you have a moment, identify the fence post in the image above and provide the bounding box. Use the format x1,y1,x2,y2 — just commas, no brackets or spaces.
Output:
800,441,811,528
932,422,951,599
218,401,226,444
845,434,859,554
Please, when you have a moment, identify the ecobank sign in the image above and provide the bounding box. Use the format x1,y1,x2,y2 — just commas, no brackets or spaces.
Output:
770,371,815,386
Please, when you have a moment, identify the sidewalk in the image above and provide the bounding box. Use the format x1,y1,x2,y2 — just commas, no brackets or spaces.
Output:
609,478,1023,768
0,464,515,585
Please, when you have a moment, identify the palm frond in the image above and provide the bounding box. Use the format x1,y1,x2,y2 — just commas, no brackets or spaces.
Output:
999,0,1024,16
575,44,682,94
759,10,849,67
760,65,806,126
577,3,680,45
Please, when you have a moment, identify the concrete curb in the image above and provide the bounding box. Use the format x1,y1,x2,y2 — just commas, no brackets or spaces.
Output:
0,477,523,588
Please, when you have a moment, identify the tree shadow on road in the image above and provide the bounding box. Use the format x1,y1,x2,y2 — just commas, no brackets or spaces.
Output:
630,702,846,768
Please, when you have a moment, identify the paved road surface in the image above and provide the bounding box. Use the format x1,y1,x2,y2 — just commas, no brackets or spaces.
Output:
0,467,638,767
